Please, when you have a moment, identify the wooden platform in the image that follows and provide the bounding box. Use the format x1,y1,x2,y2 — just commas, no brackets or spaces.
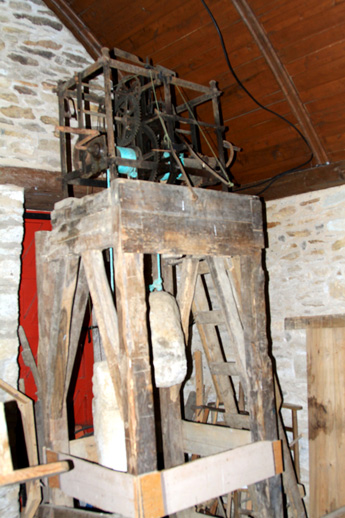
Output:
32,179,292,517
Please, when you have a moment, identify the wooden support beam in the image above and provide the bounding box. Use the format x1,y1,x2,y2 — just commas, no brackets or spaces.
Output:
0,167,103,211
35,233,76,506
230,0,328,164
64,262,89,399
82,249,124,414
182,421,251,456
3,160,345,213
285,314,345,330
49,440,282,517
114,248,157,475
240,253,283,517
159,257,200,470
115,179,264,256
0,462,70,487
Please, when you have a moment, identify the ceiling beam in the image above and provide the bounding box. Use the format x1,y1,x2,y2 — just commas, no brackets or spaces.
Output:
42,0,103,60
0,167,101,211
234,160,345,200
231,0,329,164
2,162,345,211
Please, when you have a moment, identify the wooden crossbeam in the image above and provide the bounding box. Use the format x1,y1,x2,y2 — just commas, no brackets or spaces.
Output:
49,441,282,518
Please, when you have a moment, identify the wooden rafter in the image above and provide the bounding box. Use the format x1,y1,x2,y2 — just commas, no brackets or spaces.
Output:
231,0,329,164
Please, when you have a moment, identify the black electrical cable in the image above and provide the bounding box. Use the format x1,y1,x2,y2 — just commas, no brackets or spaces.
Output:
200,0,314,193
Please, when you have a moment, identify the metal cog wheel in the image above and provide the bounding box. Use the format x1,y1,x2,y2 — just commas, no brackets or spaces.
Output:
115,76,141,97
114,92,141,146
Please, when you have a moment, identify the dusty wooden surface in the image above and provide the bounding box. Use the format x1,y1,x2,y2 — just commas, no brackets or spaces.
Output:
307,327,345,517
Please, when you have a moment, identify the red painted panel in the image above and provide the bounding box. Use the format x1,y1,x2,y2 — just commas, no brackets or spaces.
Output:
19,213,93,431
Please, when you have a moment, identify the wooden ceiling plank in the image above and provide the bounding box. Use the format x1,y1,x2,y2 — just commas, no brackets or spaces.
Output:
279,21,345,65
151,18,257,73
234,160,345,200
115,0,240,59
42,0,102,60
267,1,345,49
286,39,345,79
260,0,330,29
230,0,328,164
293,55,345,95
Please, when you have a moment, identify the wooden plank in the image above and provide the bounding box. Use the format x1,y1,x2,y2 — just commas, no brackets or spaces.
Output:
162,440,282,516
69,436,98,463
307,327,345,517
114,179,264,256
285,314,345,330
0,462,70,487
52,441,281,518
137,471,165,518
56,451,136,516
182,421,251,456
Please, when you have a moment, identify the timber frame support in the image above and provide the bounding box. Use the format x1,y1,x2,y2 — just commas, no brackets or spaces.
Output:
33,179,287,517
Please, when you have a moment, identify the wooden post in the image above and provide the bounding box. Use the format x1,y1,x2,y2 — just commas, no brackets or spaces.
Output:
114,246,157,475
285,315,345,517
240,253,283,517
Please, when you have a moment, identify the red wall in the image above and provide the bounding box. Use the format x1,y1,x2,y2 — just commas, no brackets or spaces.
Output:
19,213,93,433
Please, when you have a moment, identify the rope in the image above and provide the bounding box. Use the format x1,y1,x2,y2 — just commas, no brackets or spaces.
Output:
175,84,231,184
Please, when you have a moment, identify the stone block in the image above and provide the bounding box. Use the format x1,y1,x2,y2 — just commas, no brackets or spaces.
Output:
92,361,127,472
0,293,19,321
149,290,187,388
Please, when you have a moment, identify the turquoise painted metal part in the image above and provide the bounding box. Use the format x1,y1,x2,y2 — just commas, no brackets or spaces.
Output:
149,254,163,292
160,151,184,182
117,146,138,178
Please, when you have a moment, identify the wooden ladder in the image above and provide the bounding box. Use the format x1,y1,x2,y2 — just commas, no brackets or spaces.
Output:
190,256,306,518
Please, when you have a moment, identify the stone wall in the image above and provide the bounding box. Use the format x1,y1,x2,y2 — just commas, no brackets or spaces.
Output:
0,0,92,171
266,184,345,503
0,184,24,518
